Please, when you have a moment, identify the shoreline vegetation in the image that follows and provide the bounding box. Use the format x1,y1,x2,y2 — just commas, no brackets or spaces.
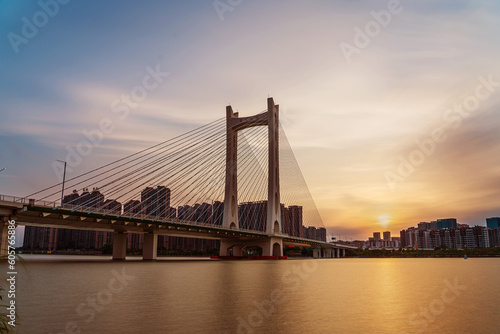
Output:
349,247,500,258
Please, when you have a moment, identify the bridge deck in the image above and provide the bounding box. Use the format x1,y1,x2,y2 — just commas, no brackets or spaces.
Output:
0,195,356,249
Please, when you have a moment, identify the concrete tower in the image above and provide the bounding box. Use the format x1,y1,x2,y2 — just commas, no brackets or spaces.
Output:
222,97,282,235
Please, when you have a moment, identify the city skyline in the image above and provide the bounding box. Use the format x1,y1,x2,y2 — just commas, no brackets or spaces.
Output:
1,1,499,240
365,216,500,248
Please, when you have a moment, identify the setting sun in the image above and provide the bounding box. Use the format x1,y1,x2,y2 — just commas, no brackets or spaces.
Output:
378,214,391,229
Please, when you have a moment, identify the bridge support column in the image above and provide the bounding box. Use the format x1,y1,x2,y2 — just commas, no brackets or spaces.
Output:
336,248,340,258
324,248,332,258
48,228,58,251
261,237,283,257
219,239,232,256
112,232,127,260
232,245,243,257
313,248,320,259
143,232,158,260
0,221,9,257
342,249,345,258
219,237,284,258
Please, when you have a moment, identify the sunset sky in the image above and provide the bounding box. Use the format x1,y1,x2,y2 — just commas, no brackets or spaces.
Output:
1,0,499,240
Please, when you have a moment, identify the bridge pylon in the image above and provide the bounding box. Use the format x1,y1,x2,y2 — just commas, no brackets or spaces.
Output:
221,97,283,257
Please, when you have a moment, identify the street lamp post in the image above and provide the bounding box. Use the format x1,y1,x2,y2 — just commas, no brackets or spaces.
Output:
56,160,67,206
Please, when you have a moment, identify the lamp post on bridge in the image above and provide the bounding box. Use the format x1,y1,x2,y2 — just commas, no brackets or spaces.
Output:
56,160,67,206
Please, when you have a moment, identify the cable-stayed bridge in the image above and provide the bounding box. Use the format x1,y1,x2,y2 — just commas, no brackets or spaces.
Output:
0,98,355,260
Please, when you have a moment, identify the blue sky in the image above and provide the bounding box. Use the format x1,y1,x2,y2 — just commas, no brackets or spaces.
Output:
1,0,500,239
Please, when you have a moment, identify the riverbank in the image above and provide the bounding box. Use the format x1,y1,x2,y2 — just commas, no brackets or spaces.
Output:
351,247,500,258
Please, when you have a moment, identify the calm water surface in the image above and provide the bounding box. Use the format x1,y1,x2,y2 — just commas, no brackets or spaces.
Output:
10,255,500,333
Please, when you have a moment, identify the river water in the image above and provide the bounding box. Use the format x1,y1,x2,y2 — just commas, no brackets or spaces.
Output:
9,255,500,333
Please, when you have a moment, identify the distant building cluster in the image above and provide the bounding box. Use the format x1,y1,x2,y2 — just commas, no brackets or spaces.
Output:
366,231,401,249
304,226,327,242
22,185,326,251
399,217,500,249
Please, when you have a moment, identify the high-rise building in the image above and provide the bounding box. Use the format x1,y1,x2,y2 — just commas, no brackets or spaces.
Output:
383,231,391,241
454,229,461,249
124,200,141,215
212,201,224,226
391,237,400,248
486,217,500,229
305,226,317,240
141,186,171,218
400,230,407,248
488,228,500,247
437,218,457,230
288,205,303,238
237,201,305,235
429,230,441,248
23,226,52,250
429,221,438,230
127,233,143,250
62,190,80,207
95,231,113,249
465,228,475,248
239,201,267,231
418,222,430,230
281,205,290,235
102,199,122,215
177,204,193,221
373,232,381,240
473,226,490,248
316,227,327,242
443,229,453,248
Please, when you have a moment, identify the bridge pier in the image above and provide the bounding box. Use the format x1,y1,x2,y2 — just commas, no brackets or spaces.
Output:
219,239,233,256
232,245,243,257
313,248,320,259
143,232,158,260
323,248,332,258
342,249,346,258
219,239,245,256
219,237,283,257
112,232,127,260
261,237,283,257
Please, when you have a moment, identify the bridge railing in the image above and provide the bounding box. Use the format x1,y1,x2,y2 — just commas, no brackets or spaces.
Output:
33,199,58,208
0,194,58,208
0,194,28,204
